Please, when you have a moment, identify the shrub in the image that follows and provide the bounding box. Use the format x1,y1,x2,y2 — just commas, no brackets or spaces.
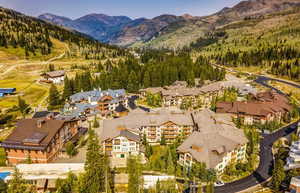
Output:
65,142,77,157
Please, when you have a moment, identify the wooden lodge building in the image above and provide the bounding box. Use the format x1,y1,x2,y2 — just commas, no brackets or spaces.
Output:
41,70,65,84
216,90,292,125
0,114,84,165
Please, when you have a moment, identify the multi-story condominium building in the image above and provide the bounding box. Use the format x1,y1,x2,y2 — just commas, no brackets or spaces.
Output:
103,108,194,144
290,176,300,193
102,108,248,172
41,70,65,84
139,80,257,109
286,141,300,170
0,114,86,164
64,89,128,118
101,128,142,159
216,90,292,125
177,109,248,173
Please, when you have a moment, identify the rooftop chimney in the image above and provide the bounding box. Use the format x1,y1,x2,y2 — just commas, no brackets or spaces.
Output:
191,144,202,152
37,119,45,128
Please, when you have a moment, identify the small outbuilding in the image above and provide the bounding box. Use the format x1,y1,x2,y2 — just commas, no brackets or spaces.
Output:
0,88,16,98
41,70,65,84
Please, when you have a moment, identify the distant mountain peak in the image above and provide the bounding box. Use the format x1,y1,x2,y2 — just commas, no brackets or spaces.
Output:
181,14,194,19
38,0,300,48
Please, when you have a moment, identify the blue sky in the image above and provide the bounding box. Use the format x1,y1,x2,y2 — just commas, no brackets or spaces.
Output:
0,0,241,19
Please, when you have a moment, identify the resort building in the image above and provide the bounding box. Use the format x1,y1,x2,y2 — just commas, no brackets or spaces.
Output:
102,108,194,145
177,109,248,173
290,176,300,193
101,108,248,172
41,70,65,84
101,128,143,166
0,114,85,164
139,80,257,109
286,141,300,170
216,90,292,125
64,89,128,118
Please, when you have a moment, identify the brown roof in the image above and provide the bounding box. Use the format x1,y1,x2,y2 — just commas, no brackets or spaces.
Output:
42,70,65,78
177,131,247,169
177,109,248,168
101,109,194,141
216,91,292,117
1,118,65,150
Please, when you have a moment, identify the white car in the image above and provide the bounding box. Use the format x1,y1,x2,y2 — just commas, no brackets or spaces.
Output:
214,181,225,187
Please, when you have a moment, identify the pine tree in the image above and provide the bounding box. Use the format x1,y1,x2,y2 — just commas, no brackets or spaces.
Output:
0,179,7,193
48,84,61,109
160,133,166,145
55,172,78,193
62,76,73,101
271,159,286,191
156,179,161,193
187,71,195,87
167,149,175,174
78,130,105,193
127,156,143,193
93,116,99,128
206,183,214,193
17,97,30,119
127,71,139,93
197,184,203,193
145,144,153,159
7,168,28,193
143,70,151,88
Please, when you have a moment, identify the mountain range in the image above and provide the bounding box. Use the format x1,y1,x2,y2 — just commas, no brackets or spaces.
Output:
39,0,300,49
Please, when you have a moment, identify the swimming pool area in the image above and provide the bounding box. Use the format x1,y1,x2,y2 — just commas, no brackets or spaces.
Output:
0,172,10,180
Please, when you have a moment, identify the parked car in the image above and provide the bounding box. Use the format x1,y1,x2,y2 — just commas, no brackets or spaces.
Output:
214,181,225,187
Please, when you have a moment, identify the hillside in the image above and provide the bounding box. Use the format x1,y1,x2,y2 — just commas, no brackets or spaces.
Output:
39,12,192,47
39,13,132,43
0,7,126,61
0,7,128,111
110,15,191,47
38,0,300,49
196,7,300,81
141,0,300,49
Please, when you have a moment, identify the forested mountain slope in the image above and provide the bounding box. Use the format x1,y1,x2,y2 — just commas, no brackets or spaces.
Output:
0,7,127,60
138,0,300,49
196,7,300,81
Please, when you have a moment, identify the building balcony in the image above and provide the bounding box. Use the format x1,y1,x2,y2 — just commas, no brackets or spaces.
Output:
289,153,300,162
165,136,176,139
148,128,156,132
163,132,176,135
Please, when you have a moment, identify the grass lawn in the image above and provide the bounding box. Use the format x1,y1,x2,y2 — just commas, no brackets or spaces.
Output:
0,148,6,166
0,68,49,109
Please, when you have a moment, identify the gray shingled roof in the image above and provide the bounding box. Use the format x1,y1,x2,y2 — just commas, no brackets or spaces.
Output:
101,109,194,141
177,109,248,169
140,80,256,97
43,70,65,78
70,89,126,103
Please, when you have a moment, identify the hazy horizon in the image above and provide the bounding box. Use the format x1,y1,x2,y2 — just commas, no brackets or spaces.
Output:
0,0,242,19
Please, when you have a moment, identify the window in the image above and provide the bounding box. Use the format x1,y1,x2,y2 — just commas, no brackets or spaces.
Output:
114,146,120,150
130,142,135,146
130,147,136,151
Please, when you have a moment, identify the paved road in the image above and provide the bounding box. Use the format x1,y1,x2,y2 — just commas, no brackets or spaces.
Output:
215,122,298,193
209,68,300,192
